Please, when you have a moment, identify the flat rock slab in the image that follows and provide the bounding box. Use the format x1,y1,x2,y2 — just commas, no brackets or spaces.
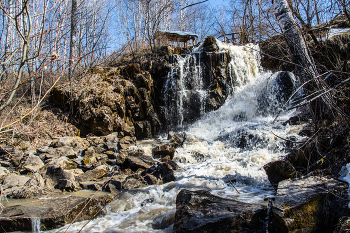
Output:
173,189,267,233
270,176,348,233
0,191,112,231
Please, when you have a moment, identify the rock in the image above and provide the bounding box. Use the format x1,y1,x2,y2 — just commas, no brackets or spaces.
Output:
0,166,10,180
3,174,31,189
167,160,178,170
0,192,112,231
203,36,219,52
142,163,175,184
152,143,175,159
269,176,348,233
168,131,186,147
263,160,297,191
104,132,119,143
173,189,267,233
134,121,152,139
3,173,46,198
335,216,350,233
161,155,171,162
46,166,80,191
124,156,151,171
20,154,45,173
118,136,136,150
123,126,135,137
115,150,128,165
55,146,77,158
77,165,109,182
152,210,176,230
105,180,123,193
47,156,77,170
58,179,79,191
105,141,118,151
127,147,144,157
50,136,89,149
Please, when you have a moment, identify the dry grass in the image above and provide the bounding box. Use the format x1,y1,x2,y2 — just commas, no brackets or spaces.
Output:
0,97,79,150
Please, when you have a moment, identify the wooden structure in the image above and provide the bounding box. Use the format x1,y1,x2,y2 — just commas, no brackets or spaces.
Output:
155,30,198,47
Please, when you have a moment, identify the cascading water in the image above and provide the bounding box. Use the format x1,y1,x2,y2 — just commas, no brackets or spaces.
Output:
31,217,41,233
47,42,304,233
164,53,205,128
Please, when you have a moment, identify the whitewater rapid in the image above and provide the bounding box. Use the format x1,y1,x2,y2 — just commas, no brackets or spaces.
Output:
47,43,305,233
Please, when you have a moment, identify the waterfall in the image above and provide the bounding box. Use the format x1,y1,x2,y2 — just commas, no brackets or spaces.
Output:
51,41,303,233
163,53,205,128
31,217,41,233
163,40,261,129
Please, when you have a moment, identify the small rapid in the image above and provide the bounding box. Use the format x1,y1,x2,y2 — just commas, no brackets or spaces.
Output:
47,42,304,233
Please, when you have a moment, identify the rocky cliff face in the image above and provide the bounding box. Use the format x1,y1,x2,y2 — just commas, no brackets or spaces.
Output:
52,36,253,138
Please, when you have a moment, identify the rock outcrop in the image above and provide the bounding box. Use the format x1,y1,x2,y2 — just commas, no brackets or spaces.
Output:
173,189,267,233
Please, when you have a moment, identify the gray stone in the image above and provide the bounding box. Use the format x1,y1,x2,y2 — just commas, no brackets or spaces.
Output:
269,176,348,233
21,154,45,172
173,189,267,233
0,192,112,231
124,156,151,171
3,174,31,189
47,156,77,170
77,165,109,182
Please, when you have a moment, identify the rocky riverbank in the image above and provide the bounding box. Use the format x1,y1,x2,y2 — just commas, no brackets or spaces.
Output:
0,131,185,231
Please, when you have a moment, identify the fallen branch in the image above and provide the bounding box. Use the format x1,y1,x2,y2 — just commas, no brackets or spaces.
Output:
226,175,240,194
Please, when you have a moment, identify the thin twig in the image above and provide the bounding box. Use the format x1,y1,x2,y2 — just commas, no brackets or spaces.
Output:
226,175,240,194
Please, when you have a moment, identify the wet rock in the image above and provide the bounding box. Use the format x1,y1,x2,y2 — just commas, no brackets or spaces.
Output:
263,160,297,191
123,126,135,137
124,156,151,171
167,160,178,170
152,210,176,229
152,143,175,160
173,189,267,233
142,163,175,184
168,131,186,148
77,165,109,182
134,121,152,139
0,192,112,231
58,179,79,191
118,136,137,150
161,155,171,162
20,153,44,173
269,176,348,233
105,180,123,193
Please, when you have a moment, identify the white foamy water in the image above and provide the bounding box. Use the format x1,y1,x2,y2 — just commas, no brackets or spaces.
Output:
47,43,304,233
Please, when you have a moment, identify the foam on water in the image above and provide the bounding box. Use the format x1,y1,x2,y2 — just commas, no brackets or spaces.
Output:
47,43,304,233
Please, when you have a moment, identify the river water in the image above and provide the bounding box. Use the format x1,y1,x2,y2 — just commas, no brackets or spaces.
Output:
47,42,304,233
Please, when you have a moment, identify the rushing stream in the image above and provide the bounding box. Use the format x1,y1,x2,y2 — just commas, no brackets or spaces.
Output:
47,42,304,233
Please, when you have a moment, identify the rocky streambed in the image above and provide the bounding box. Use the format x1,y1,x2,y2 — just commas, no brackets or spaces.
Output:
0,131,185,232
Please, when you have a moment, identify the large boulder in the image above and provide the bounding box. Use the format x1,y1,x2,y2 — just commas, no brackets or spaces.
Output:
0,192,112,231
173,189,267,233
263,160,297,191
269,176,348,233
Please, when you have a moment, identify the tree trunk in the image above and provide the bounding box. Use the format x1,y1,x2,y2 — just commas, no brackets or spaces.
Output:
272,0,318,82
69,0,78,114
